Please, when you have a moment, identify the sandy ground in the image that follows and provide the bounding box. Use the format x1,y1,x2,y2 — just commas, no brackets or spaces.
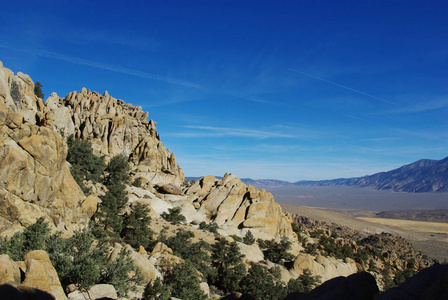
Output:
280,204,448,262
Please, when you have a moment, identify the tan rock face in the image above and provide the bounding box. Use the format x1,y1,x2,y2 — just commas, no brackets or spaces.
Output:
22,250,67,300
291,252,358,282
0,254,21,285
185,174,296,241
0,63,90,235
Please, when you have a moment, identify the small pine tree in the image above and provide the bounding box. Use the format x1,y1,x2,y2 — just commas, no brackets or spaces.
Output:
211,239,246,292
143,278,170,300
160,207,186,224
243,230,255,245
164,261,207,300
34,81,44,99
239,264,286,300
99,155,130,234
66,135,105,193
121,203,154,250
258,237,295,263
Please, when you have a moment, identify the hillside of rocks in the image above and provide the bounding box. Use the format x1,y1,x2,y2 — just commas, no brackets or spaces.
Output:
0,60,444,300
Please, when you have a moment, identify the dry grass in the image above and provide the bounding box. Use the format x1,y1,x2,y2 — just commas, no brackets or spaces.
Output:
357,217,448,234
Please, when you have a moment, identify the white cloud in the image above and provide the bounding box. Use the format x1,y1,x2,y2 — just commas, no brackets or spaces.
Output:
394,97,448,113
173,125,312,139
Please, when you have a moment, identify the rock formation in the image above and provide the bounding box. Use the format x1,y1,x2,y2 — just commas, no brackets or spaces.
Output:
44,88,184,187
0,63,90,236
185,174,296,240
0,251,66,300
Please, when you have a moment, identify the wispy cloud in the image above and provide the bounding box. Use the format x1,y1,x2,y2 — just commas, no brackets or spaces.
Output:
0,44,270,104
393,97,448,113
170,125,306,139
214,144,319,153
289,68,398,106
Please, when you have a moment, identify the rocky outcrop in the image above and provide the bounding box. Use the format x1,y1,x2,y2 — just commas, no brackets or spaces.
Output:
291,253,357,283
0,63,90,236
43,87,184,187
21,250,66,300
185,174,296,241
0,255,21,286
68,284,117,300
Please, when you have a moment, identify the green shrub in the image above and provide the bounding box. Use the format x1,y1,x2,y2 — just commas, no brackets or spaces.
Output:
99,155,130,234
287,269,321,293
67,135,105,194
0,219,140,297
143,277,170,300
211,239,246,293
162,230,213,279
243,230,255,245
230,235,242,242
0,217,51,261
34,81,44,99
164,260,207,300
257,237,295,264
239,264,286,300
161,207,186,224
121,203,154,250
132,177,142,188
99,248,142,297
199,221,219,234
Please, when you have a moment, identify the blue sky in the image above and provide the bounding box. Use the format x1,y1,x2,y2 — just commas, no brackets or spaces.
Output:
1,0,448,181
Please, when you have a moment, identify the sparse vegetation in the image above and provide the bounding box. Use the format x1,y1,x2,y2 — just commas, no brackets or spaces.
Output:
161,207,186,224
199,221,219,234
0,218,141,297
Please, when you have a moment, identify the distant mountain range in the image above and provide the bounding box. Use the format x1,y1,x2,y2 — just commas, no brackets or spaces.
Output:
187,156,448,193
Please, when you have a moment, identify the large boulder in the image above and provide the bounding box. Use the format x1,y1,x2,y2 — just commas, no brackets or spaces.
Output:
291,252,357,282
0,255,21,285
21,250,67,300
68,284,117,300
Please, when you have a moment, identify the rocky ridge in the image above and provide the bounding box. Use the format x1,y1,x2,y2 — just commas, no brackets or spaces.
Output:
44,87,184,186
0,61,90,236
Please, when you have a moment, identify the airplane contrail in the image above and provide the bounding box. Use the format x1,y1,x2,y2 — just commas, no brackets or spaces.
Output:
0,44,271,104
289,68,398,106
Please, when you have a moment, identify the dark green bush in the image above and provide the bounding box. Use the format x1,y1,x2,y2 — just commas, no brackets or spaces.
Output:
67,135,105,194
143,277,170,300
121,203,154,250
0,219,140,297
34,81,44,99
257,237,295,264
99,155,130,234
287,269,321,293
164,260,207,300
239,264,286,300
160,207,186,224
243,230,255,245
211,239,246,293
199,221,219,234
